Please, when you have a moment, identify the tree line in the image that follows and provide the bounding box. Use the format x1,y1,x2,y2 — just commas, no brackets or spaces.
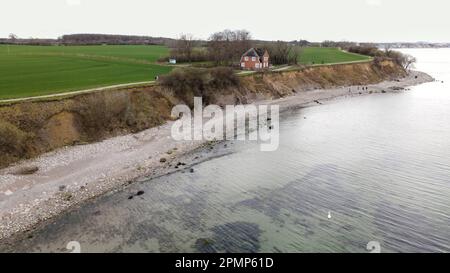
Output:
167,29,302,66
0,33,175,46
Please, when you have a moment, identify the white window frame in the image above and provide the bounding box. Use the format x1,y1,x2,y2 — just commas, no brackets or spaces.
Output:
244,57,249,61
252,57,256,61
241,62,245,68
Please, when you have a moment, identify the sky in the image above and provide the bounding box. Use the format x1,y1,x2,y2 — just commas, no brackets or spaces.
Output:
1,0,449,42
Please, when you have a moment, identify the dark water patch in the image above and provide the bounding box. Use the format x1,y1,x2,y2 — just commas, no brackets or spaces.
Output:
195,222,261,253
373,200,450,253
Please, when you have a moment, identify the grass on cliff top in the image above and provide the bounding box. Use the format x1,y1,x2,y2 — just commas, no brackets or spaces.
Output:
0,45,371,100
299,47,371,65
0,45,172,100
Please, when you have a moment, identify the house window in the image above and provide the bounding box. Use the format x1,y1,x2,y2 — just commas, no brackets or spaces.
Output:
252,57,256,61
244,57,249,61
255,63,260,68
241,62,245,68
264,57,268,61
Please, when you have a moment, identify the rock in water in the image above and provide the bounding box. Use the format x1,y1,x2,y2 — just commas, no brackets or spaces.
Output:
136,190,145,196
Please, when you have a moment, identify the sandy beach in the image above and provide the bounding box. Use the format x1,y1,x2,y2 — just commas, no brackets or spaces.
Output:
0,70,433,242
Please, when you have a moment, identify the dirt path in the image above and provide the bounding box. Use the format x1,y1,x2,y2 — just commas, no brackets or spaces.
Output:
0,81,156,104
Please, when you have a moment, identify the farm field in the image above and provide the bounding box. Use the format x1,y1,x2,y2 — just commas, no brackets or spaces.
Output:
0,45,372,100
0,45,172,99
298,47,371,65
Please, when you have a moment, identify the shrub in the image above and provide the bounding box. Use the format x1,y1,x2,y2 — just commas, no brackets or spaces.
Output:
348,46,415,70
75,92,130,138
159,67,240,105
0,120,28,155
209,67,240,88
158,46,210,64
348,46,383,57
160,68,208,94
267,41,299,65
168,49,210,63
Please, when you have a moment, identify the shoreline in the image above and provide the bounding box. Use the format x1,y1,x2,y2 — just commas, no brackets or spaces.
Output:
0,70,434,243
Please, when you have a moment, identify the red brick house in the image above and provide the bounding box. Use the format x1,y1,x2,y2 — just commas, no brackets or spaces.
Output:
240,48,269,70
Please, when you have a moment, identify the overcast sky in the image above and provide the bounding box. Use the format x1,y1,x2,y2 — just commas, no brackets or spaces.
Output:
1,0,449,42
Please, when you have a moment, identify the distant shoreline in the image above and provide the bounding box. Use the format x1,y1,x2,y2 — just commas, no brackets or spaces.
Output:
0,70,434,246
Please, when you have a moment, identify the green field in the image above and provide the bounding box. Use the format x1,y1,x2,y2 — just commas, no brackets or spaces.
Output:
0,45,172,99
0,45,372,100
299,47,371,65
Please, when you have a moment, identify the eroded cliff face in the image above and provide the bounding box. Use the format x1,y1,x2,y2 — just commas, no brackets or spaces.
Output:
0,60,405,168
209,60,405,105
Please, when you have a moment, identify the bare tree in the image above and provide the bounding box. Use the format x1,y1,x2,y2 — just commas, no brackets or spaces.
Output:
8,33,18,41
234,30,252,58
6,33,18,54
321,40,336,48
176,33,195,63
208,31,229,65
291,46,303,65
207,29,252,65
274,41,290,64
268,41,300,65
384,44,393,56
403,54,417,71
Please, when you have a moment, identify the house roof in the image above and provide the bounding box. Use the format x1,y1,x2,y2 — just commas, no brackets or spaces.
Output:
242,48,266,57
254,48,266,57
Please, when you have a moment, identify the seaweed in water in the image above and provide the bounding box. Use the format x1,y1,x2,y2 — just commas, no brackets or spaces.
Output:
195,221,261,253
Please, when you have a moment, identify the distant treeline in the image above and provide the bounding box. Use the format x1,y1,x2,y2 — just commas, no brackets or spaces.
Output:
59,34,176,45
0,38,58,46
0,34,176,46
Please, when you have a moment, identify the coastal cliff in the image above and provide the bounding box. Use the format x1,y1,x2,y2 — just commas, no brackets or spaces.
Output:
0,61,433,243
0,60,406,169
